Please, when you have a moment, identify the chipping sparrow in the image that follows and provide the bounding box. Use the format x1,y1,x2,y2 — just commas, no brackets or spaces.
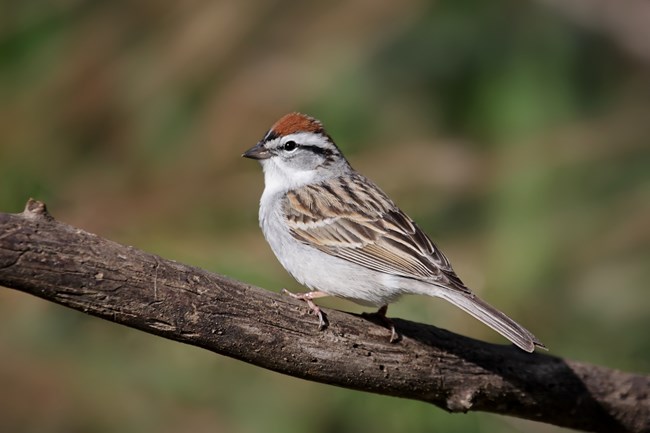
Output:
243,113,545,352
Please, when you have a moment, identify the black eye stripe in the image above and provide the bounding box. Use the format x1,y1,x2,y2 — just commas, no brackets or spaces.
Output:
301,144,334,157
262,132,338,157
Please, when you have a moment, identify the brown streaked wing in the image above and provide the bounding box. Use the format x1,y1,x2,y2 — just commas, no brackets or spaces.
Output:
284,175,470,293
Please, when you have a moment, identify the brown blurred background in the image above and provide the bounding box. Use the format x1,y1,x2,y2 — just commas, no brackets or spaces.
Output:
1,1,649,432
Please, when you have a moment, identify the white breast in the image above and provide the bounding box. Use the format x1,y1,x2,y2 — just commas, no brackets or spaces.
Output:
258,187,405,307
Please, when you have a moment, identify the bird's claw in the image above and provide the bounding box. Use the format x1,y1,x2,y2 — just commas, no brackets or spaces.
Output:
364,305,401,343
281,288,329,331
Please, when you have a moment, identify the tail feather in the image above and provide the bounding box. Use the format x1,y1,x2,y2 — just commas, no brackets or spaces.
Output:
440,291,545,353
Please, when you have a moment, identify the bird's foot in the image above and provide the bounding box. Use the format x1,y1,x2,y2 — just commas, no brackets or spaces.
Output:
363,305,400,343
281,289,329,331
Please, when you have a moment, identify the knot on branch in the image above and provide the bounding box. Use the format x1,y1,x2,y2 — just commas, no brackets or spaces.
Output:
446,388,476,413
23,198,53,221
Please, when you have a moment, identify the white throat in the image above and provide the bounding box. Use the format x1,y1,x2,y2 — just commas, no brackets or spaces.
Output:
259,158,319,197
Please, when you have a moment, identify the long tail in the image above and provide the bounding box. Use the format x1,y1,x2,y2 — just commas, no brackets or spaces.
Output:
439,290,546,352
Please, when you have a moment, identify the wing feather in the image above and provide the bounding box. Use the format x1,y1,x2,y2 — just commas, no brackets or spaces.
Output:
284,174,470,293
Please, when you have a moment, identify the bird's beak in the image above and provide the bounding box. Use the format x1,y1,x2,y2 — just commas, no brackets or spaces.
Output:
242,142,272,160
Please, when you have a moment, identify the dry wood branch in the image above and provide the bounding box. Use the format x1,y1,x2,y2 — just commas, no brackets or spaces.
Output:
1,199,648,433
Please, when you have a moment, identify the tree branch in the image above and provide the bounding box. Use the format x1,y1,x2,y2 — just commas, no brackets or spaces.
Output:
1,199,648,433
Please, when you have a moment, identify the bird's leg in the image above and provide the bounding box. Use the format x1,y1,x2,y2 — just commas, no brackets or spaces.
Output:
281,289,329,331
372,305,400,343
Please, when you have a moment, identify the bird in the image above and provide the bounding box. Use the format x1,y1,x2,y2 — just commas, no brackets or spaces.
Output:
242,112,545,352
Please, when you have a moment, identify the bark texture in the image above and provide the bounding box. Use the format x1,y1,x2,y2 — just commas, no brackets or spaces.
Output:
1,199,648,433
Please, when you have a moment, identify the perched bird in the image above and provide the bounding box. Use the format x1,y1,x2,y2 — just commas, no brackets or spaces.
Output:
243,112,545,352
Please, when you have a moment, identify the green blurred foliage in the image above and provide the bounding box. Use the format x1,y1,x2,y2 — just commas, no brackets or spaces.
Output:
1,1,649,432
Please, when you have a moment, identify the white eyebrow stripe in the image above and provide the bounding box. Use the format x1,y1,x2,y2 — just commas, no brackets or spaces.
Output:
282,132,335,150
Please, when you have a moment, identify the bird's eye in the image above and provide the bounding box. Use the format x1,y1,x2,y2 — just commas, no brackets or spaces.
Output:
283,141,298,152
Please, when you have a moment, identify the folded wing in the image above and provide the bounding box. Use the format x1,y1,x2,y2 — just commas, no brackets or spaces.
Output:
284,174,470,294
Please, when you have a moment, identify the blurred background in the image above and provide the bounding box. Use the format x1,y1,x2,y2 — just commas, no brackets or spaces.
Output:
1,0,649,432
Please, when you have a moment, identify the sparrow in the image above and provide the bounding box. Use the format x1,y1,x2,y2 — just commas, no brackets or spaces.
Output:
243,112,545,352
